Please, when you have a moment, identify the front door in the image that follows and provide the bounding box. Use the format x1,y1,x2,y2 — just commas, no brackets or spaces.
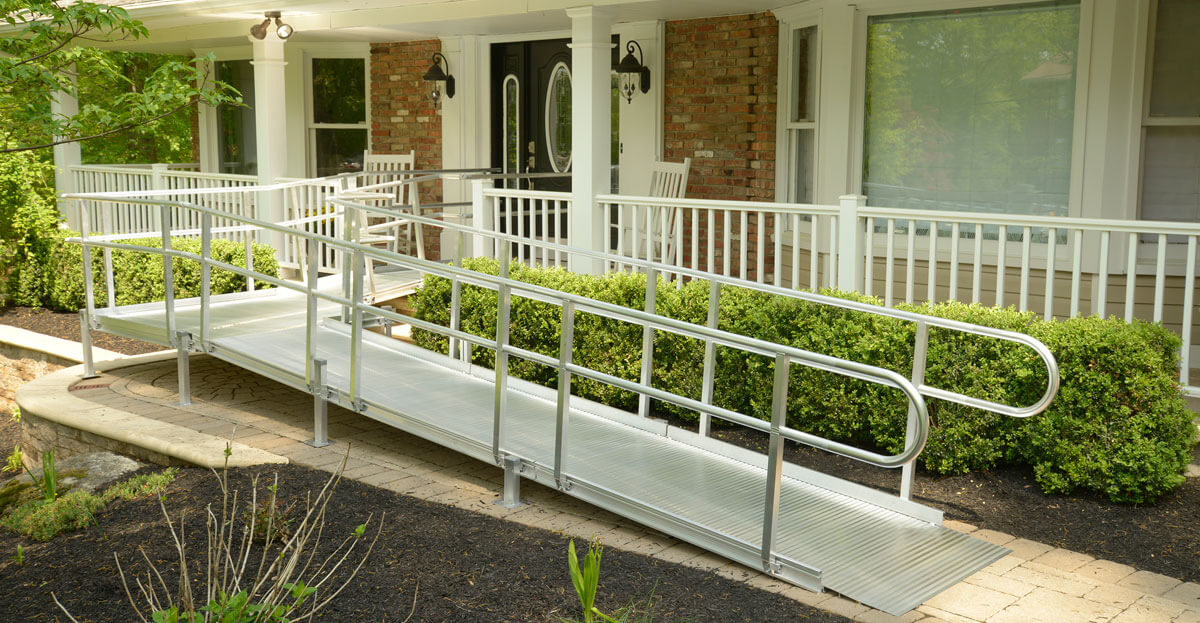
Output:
490,38,575,192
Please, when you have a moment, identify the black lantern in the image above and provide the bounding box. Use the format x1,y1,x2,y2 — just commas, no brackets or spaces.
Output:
423,52,455,106
615,40,651,103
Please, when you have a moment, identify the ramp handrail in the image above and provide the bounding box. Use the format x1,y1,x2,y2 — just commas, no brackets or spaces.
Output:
68,191,1058,578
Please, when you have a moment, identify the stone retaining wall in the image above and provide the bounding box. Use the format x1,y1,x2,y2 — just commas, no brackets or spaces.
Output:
20,407,184,468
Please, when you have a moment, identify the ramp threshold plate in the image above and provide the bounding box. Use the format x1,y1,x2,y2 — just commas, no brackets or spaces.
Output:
92,288,1008,615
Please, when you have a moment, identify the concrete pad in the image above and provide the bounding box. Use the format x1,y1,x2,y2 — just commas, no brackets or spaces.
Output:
16,361,286,469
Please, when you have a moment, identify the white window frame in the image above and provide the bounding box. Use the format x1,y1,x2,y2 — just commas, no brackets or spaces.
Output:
774,7,822,206
303,45,371,178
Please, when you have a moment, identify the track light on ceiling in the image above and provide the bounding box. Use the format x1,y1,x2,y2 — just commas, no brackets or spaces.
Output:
422,52,455,107
615,40,651,104
250,11,293,40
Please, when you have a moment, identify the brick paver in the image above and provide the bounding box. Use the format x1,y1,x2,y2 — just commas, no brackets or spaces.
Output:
54,355,1200,623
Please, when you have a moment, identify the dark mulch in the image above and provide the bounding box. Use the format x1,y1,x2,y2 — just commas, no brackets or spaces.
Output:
0,306,163,356
1,305,1198,619
0,464,850,622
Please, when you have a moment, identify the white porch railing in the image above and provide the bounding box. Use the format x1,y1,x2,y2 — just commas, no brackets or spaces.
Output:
68,164,258,240
474,186,573,268
591,193,1199,396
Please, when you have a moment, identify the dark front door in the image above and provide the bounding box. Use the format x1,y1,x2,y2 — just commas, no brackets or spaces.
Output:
491,38,575,192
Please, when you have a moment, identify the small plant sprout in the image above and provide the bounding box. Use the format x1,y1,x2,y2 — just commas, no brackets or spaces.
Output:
3,445,22,473
22,447,59,502
12,544,24,565
10,406,20,422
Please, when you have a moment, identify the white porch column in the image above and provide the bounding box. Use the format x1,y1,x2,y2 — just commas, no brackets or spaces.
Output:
567,6,613,274
51,73,82,226
250,33,289,253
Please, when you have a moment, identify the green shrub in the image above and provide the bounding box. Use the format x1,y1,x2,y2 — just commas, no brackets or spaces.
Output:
412,263,1195,503
0,152,59,307
2,490,104,541
44,232,278,311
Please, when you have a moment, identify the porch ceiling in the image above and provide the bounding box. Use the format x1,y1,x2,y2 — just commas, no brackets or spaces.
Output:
59,0,791,53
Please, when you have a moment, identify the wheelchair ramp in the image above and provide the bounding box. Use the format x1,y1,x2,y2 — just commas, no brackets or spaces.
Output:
89,285,1008,616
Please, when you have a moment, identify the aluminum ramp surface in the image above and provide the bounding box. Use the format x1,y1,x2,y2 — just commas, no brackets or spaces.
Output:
90,285,1008,615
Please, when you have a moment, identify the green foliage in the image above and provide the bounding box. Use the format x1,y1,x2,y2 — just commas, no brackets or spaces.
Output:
148,582,317,623
22,447,59,503
37,232,278,311
563,538,661,623
2,489,103,541
2,445,21,473
0,1,240,153
1,465,177,541
101,467,178,503
11,544,23,565
243,482,296,545
413,264,1195,503
0,151,59,306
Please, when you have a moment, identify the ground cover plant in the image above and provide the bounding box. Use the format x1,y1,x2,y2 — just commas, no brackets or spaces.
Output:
412,259,1195,503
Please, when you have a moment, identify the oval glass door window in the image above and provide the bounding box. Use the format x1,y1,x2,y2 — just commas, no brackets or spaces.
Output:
545,62,572,172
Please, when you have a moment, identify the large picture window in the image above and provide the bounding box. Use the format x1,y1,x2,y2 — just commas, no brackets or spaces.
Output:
862,2,1080,217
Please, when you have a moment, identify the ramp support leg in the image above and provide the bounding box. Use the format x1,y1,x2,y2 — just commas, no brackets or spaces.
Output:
79,309,98,380
307,358,332,448
496,455,524,509
174,331,192,407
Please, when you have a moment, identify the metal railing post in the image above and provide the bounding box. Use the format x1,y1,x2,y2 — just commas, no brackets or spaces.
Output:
900,320,930,500
497,454,524,508
699,279,720,436
554,301,576,489
174,330,191,407
492,252,512,465
200,213,212,349
449,225,464,360
349,250,365,412
161,204,176,344
307,357,331,447
837,194,865,292
79,309,97,380
638,268,658,418
305,237,320,387
760,353,790,573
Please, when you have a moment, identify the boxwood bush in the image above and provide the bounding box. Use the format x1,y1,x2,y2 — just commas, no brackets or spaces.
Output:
41,231,278,311
412,259,1195,503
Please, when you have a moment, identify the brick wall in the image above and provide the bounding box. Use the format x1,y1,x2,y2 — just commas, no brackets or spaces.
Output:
370,40,445,258
664,12,779,279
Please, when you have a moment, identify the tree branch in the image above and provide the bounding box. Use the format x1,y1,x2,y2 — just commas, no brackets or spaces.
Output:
0,97,197,153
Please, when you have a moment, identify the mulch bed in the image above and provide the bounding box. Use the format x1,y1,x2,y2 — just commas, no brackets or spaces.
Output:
0,306,163,356
0,464,850,623
1,305,1198,621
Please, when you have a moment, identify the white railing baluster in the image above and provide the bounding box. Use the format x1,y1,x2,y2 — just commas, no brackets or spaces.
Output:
885,218,896,306
773,213,782,287
1070,229,1082,317
810,216,820,291
948,222,959,301
1020,226,1032,312
1125,232,1138,321
927,221,938,303
1154,233,1167,324
757,211,766,284
707,208,716,274
972,224,983,304
996,226,1007,308
1097,231,1110,317
1044,228,1057,320
739,211,748,281
723,210,731,278
791,214,800,290
905,221,915,304
1182,236,1196,387
864,220,875,297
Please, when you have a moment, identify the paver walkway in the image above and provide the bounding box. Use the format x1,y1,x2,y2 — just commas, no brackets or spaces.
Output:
40,354,1200,623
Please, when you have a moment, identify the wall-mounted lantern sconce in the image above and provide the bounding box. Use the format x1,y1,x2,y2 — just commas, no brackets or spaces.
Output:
423,52,455,107
615,40,651,104
250,11,293,40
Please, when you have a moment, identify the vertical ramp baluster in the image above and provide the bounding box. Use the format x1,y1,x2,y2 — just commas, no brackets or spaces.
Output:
638,268,658,418
699,279,720,437
760,353,790,573
493,253,512,465
161,204,176,344
554,301,576,490
900,320,929,501
350,250,365,412
175,330,192,407
1181,236,1196,387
